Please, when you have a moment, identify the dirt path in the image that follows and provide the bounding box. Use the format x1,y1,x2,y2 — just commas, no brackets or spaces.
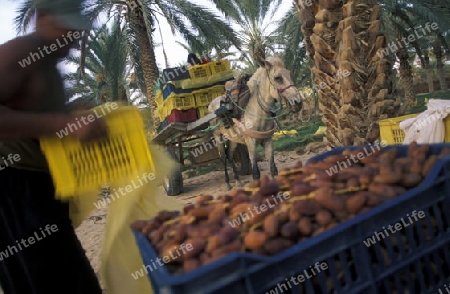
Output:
74,150,317,292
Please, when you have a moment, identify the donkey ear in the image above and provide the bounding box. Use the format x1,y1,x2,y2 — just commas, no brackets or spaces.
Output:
256,56,266,67
264,61,273,69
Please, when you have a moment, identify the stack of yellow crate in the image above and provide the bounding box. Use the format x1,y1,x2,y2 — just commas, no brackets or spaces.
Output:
155,90,165,122
193,85,226,118
156,59,232,126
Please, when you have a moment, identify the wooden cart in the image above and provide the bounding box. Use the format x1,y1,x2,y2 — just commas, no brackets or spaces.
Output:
151,112,251,196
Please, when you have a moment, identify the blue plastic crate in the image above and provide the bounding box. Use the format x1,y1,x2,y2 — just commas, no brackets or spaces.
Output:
162,83,192,100
133,143,450,294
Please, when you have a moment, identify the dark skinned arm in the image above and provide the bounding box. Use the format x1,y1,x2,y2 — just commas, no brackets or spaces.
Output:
0,35,73,140
0,35,108,142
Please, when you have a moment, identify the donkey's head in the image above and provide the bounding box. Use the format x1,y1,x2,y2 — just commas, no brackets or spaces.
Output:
255,56,303,113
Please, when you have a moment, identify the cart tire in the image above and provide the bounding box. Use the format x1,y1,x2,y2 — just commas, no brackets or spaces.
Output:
163,150,183,196
233,144,251,175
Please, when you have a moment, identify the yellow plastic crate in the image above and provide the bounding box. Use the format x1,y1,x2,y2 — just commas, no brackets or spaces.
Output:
40,104,155,198
164,93,196,110
192,88,210,107
188,63,211,79
156,106,167,122
208,60,230,75
379,114,419,144
197,106,209,118
210,85,225,97
208,70,235,85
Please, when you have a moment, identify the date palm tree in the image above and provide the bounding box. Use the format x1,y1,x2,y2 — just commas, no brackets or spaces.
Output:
208,0,283,67
275,8,311,86
64,20,135,106
294,0,450,147
381,1,450,95
15,0,240,128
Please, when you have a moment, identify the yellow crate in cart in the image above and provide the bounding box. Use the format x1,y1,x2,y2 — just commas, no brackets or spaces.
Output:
188,63,211,79
209,85,225,97
192,88,214,107
208,60,230,75
164,93,196,111
40,104,155,198
156,90,163,108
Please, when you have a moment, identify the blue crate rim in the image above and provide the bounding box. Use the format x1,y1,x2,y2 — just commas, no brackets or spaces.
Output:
133,143,450,287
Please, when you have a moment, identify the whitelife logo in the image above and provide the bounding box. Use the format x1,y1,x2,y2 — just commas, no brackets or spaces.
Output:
377,22,439,58
0,153,21,170
131,242,193,280
18,31,82,68
325,140,387,176
56,102,118,139
93,172,156,209
228,192,290,228
363,210,425,247
266,262,329,294
0,224,58,261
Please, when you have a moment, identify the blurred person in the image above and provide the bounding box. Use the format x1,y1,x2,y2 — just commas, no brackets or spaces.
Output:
0,0,106,293
187,52,202,66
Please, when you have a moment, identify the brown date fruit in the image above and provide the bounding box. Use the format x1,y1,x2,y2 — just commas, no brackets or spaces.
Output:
422,155,438,177
259,180,279,196
314,188,344,211
188,207,210,219
315,210,333,226
183,259,201,273
373,173,403,185
195,195,214,205
345,192,367,213
368,183,397,198
290,184,316,196
264,238,294,255
244,231,269,250
281,221,299,239
401,173,422,188
183,238,206,259
210,240,242,260
298,217,312,236
263,214,279,237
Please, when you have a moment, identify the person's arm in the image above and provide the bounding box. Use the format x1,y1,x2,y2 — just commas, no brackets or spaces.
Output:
0,36,107,142
0,105,72,140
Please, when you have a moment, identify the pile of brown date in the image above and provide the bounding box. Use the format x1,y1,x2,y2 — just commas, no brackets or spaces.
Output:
131,142,450,275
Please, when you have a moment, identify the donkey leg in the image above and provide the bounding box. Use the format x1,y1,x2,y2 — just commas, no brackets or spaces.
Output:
246,138,260,180
264,139,278,177
228,142,242,187
216,134,232,190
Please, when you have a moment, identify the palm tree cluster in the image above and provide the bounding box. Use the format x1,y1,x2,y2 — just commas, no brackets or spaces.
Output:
13,0,450,144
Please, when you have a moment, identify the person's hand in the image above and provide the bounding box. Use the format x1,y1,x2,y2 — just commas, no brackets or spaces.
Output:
66,114,108,142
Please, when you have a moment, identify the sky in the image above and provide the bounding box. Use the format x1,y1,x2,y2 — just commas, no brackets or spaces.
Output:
0,0,292,71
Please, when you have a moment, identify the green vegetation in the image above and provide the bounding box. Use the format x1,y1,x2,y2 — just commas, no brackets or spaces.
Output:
407,89,450,114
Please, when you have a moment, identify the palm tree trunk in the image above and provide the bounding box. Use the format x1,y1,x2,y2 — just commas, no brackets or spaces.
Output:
127,0,160,128
297,0,396,146
396,45,416,111
433,39,448,91
339,1,398,144
423,55,435,93
308,0,342,148
295,1,316,58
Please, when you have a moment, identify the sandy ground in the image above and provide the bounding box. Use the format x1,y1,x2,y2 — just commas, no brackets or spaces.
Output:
71,150,318,292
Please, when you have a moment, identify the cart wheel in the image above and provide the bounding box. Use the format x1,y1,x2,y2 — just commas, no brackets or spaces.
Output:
163,150,183,196
233,144,251,175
